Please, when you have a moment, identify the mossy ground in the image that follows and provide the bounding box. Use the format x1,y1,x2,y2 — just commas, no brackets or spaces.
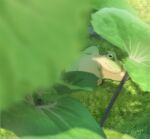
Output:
73,79,150,139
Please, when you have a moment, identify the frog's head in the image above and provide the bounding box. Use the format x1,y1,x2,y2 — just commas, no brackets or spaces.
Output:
93,51,125,81
83,46,99,56
105,51,117,61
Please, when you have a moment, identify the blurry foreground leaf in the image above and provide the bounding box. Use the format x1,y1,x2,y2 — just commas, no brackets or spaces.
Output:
0,0,91,109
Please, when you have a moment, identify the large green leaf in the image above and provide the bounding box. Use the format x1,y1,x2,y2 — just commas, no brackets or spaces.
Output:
1,97,106,139
0,0,91,109
92,8,150,91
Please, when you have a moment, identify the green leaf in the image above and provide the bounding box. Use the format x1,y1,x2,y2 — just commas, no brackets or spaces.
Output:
62,71,99,91
1,97,106,139
92,8,150,91
0,0,91,109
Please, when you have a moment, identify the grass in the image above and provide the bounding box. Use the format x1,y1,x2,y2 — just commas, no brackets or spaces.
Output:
0,129,19,139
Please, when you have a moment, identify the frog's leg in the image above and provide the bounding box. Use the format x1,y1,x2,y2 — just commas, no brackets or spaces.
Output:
97,63,103,86
97,78,102,85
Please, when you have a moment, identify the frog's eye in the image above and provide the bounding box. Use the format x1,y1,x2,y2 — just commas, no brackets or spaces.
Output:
107,53,114,59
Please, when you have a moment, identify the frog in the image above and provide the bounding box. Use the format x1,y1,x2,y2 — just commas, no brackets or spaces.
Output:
63,46,125,91
93,50,125,82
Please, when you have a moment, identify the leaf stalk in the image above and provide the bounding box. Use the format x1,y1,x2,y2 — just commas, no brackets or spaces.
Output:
100,72,128,127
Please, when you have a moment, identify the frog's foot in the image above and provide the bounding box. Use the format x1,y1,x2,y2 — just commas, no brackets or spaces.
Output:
97,79,102,86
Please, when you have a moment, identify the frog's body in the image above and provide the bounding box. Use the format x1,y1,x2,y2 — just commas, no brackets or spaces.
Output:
93,56,125,81
64,46,125,90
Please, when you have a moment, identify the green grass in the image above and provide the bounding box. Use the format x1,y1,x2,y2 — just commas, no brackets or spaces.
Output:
104,129,135,139
0,129,19,139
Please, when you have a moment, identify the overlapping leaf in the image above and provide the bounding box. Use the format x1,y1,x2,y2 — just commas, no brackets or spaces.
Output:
0,0,91,109
92,8,150,91
1,97,106,139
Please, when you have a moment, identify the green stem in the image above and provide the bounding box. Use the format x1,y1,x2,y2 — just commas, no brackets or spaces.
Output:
100,72,128,127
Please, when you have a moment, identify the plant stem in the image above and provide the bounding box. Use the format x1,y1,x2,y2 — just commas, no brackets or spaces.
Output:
100,72,128,127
